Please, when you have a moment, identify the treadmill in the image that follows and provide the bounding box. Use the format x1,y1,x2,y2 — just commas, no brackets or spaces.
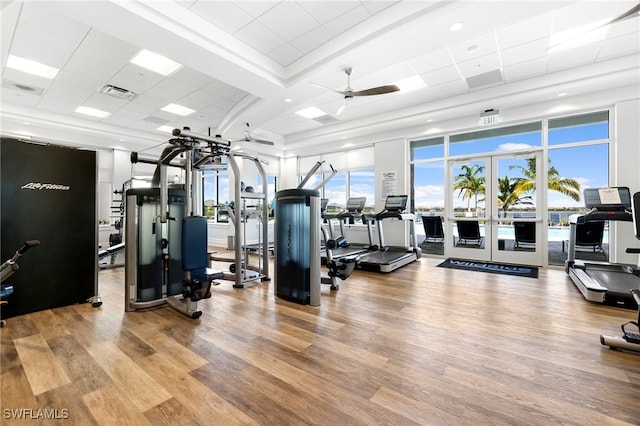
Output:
321,197,376,262
357,195,422,273
565,187,640,308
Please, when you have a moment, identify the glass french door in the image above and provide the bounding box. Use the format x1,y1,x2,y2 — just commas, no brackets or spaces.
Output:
446,152,543,266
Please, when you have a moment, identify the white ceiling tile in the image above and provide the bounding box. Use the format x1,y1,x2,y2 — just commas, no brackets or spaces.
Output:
269,43,304,67
421,65,461,87
375,62,418,83
20,2,90,43
456,52,502,78
234,20,286,54
35,98,78,115
189,0,253,34
232,1,279,19
2,67,54,91
410,49,456,74
496,12,553,50
448,32,499,64
109,64,166,95
41,80,93,105
501,38,549,67
597,32,640,61
551,2,621,33
361,0,401,16
202,80,247,99
170,68,214,89
297,1,361,24
290,26,333,54
430,79,469,99
1,87,41,108
547,42,602,72
10,24,81,70
82,92,130,112
322,5,370,36
502,57,548,82
258,2,320,41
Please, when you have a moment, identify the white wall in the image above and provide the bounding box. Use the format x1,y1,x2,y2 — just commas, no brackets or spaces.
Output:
612,98,640,264
374,138,411,247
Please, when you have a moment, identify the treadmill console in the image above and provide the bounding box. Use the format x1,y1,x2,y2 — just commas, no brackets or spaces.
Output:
582,187,632,222
321,198,329,213
384,195,408,213
346,197,366,212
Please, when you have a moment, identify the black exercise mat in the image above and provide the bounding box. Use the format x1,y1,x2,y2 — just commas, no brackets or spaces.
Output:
437,258,538,278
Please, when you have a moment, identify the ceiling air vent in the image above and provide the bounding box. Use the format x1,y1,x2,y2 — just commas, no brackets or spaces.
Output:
313,114,340,125
99,84,137,100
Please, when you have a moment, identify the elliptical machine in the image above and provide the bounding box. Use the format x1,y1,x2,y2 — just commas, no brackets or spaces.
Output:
600,191,640,353
0,240,40,327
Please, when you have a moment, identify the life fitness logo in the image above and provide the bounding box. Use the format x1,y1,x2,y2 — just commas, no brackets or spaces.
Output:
21,182,70,191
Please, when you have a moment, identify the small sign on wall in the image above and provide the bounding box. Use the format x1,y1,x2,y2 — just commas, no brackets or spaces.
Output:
381,170,397,201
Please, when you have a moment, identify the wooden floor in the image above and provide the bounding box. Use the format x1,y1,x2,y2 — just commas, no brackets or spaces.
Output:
2,255,639,425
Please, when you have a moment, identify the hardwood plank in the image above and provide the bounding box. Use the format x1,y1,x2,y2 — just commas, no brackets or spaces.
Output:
81,385,152,425
0,366,39,420
28,308,70,340
13,334,70,395
85,341,171,412
128,323,208,372
138,352,257,425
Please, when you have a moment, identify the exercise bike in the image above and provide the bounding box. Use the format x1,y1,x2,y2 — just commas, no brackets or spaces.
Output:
0,240,40,327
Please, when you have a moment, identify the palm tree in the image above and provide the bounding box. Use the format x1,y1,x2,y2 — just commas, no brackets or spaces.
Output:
497,175,533,217
510,158,581,202
454,164,485,214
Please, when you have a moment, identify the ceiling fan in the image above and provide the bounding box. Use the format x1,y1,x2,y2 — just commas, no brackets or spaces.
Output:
310,67,400,115
230,123,274,146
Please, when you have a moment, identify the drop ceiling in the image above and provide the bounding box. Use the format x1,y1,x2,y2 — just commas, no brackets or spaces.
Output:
1,1,638,157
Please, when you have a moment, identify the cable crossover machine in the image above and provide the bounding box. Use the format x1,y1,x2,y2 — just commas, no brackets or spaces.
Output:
126,128,270,319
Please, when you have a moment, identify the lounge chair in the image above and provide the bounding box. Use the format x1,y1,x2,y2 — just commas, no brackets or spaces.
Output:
422,216,444,243
456,220,483,246
514,221,536,249
563,221,605,253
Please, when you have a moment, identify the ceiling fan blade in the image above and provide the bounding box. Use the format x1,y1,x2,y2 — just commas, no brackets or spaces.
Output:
336,97,352,116
309,81,348,96
607,3,640,25
350,85,400,97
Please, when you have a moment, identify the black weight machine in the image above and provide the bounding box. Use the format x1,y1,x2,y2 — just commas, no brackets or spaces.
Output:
126,128,229,319
600,190,640,353
0,240,40,327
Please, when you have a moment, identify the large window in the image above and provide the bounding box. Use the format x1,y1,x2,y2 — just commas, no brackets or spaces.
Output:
549,111,609,145
349,168,375,213
449,122,542,157
203,170,229,222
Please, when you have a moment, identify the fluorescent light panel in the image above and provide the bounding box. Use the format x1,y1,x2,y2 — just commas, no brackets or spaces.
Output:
161,103,196,116
394,75,426,93
6,55,59,79
295,106,326,119
130,49,182,76
75,106,111,118
156,125,174,133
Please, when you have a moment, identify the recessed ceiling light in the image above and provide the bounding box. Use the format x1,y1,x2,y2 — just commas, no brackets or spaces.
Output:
449,22,463,32
130,49,182,76
466,44,480,53
156,125,174,133
393,75,426,93
295,106,326,119
558,92,567,97
285,98,292,103
75,106,111,118
6,55,59,79
161,103,196,116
